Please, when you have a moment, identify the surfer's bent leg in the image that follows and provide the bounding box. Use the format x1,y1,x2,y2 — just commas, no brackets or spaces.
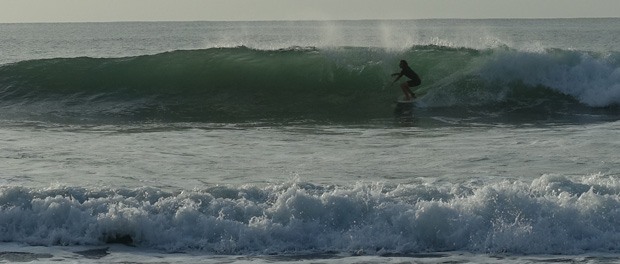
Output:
401,82,414,100
406,79,421,99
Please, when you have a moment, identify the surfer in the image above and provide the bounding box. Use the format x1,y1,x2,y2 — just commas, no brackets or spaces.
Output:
391,60,421,101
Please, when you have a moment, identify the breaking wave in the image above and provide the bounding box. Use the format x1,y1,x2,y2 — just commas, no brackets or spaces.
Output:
0,46,618,123
0,174,619,254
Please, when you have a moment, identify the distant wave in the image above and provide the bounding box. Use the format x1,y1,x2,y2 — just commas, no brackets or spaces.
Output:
0,46,618,123
0,174,619,254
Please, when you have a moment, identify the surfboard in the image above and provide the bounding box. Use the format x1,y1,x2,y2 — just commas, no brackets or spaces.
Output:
394,99,415,116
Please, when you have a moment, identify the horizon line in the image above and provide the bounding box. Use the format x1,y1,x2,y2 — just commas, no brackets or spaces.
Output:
1,16,618,24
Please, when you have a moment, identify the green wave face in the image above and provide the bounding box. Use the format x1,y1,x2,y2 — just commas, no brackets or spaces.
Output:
1,46,618,123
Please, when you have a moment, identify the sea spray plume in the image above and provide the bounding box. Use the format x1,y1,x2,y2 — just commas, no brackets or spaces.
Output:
204,20,418,51
377,20,419,52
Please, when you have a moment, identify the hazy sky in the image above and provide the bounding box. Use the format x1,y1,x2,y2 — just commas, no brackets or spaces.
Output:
1,0,618,23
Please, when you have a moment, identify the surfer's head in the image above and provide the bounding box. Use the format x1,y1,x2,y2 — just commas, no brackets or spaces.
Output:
399,60,408,68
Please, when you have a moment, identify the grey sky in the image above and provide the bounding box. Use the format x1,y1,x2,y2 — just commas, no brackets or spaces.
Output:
1,0,618,23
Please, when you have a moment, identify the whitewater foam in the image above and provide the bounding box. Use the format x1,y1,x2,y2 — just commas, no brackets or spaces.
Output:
1,174,619,254
479,49,620,107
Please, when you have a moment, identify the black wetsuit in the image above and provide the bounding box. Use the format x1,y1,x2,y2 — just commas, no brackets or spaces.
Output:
401,66,421,87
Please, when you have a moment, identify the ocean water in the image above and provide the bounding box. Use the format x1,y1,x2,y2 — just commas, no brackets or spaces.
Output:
0,19,619,263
